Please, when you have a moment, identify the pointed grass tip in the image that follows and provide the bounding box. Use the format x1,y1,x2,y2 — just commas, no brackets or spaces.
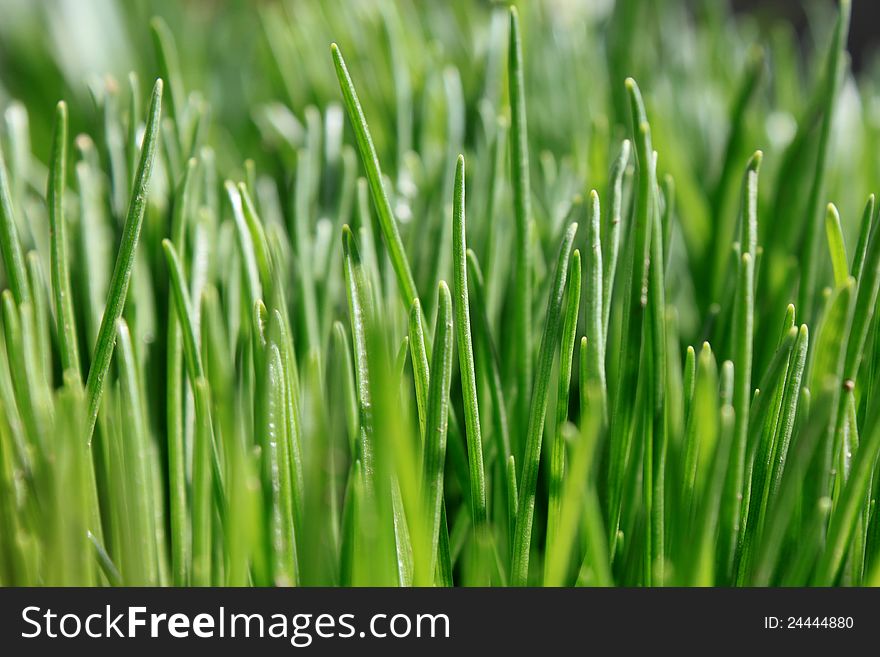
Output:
748,150,763,171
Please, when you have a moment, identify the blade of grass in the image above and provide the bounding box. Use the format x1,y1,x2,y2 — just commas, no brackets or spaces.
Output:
545,249,581,581
825,203,849,288
342,225,375,488
603,141,631,339
451,155,489,552
48,100,82,378
646,149,667,585
86,79,163,441
331,44,419,309
584,191,607,420
166,158,197,586
608,78,653,553
851,195,875,284
265,343,299,585
722,151,761,581
115,319,159,585
508,6,533,445
0,129,30,305
511,222,578,586
422,282,453,582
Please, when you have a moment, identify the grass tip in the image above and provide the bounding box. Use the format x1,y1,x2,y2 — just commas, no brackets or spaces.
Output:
748,150,763,170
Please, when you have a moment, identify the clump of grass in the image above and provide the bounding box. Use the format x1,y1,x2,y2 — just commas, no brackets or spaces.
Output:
1,0,880,586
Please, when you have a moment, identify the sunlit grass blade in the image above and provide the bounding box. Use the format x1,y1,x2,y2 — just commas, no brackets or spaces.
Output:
825,203,849,288
584,192,606,420
545,249,581,582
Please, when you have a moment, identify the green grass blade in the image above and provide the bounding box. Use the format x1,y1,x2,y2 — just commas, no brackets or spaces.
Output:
511,222,578,586
545,249,581,581
584,191,607,420
608,78,654,550
603,140,631,339
162,240,204,381
751,384,836,585
682,342,718,527
851,195,875,284
342,225,375,487
408,299,430,440
825,203,849,288
451,155,488,544
265,343,299,585
508,6,534,441
166,159,197,586
225,181,263,312
721,151,761,580
0,127,30,306
115,319,159,585
26,252,52,386
48,100,82,378
331,44,419,309
85,79,163,441
422,282,453,582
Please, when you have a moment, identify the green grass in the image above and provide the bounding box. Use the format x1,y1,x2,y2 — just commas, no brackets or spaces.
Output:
1,0,880,586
